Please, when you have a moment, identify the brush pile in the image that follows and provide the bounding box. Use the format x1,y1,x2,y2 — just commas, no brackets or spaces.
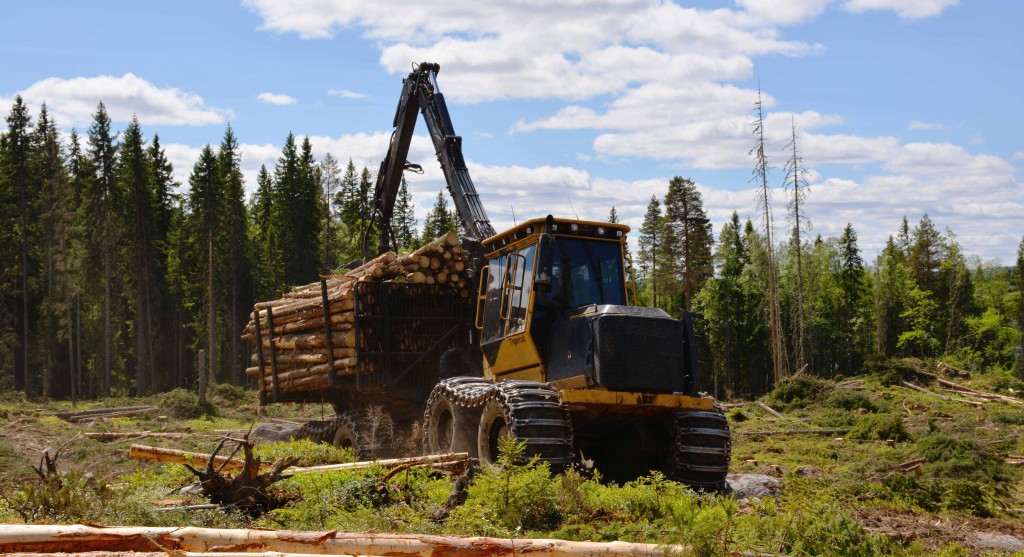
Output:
241,231,471,396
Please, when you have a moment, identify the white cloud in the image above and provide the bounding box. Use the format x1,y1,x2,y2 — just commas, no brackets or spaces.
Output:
1012,151,1024,161
257,92,297,105
907,120,943,131
843,0,958,19
328,88,368,99
734,0,833,25
968,132,983,145
15,73,230,127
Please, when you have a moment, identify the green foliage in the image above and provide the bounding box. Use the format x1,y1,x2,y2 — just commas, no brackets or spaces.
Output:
209,383,250,404
847,413,910,442
254,439,356,467
156,388,209,419
826,389,883,413
449,438,561,535
767,376,829,410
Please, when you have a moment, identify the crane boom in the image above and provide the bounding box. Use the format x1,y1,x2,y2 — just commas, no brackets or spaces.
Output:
367,62,495,265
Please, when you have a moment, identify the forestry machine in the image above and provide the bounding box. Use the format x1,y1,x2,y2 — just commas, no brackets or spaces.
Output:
356,62,731,488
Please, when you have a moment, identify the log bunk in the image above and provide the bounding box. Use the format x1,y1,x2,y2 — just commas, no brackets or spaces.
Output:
242,231,470,402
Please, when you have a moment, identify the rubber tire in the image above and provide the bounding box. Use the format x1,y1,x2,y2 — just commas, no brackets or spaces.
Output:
477,398,511,466
332,420,359,452
425,391,480,458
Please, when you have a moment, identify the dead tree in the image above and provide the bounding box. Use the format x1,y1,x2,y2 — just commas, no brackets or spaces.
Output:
183,436,298,517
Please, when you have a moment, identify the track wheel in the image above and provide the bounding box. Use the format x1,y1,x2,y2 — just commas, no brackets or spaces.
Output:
331,413,372,460
477,398,511,466
424,389,480,457
476,381,574,472
671,409,731,490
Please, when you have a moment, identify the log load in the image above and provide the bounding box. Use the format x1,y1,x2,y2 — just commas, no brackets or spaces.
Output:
242,231,469,397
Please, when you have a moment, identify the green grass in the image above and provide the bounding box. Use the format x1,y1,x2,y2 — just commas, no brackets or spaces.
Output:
0,364,1021,556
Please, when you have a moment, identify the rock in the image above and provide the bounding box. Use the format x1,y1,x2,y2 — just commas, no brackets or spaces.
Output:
764,464,788,477
726,473,782,499
975,532,1024,553
251,422,302,442
795,465,822,478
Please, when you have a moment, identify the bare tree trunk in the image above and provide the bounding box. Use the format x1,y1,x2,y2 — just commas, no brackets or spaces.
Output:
752,87,782,386
208,231,216,386
104,215,111,397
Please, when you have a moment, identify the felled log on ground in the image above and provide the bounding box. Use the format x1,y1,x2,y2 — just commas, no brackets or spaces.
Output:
0,524,679,556
129,443,469,476
56,406,155,422
86,432,188,441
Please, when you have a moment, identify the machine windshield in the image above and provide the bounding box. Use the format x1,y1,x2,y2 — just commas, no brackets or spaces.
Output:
548,237,626,309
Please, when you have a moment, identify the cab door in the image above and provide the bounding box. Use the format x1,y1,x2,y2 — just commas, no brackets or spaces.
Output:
477,242,542,379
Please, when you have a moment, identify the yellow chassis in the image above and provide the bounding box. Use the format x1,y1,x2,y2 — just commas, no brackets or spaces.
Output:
559,388,714,411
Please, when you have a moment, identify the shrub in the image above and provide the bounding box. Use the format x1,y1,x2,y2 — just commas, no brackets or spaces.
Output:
766,377,829,410
210,383,251,404
727,408,748,422
448,438,561,535
847,414,910,442
156,389,209,419
826,390,881,413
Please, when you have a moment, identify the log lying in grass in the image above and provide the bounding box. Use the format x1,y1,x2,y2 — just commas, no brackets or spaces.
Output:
738,428,851,436
85,432,188,441
898,380,984,407
0,524,679,556
128,444,471,476
56,406,155,422
756,401,785,419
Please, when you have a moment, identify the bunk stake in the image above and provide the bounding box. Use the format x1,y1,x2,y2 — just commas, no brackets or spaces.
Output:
253,311,268,406
266,306,281,402
321,278,337,387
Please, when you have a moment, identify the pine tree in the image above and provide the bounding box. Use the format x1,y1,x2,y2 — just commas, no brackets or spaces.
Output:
357,166,374,256
638,196,662,306
393,177,418,251
662,177,713,312
86,102,119,396
422,190,456,240
251,165,284,298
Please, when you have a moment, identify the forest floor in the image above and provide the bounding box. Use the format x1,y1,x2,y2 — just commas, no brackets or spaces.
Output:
0,360,1022,556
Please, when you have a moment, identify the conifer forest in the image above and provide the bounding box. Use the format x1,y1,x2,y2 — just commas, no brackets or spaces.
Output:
0,97,1022,402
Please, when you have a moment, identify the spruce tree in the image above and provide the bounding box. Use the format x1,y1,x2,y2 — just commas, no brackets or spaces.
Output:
319,152,342,271
86,102,119,396
1,96,35,392
188,145,221,386
394,177,418,251
218,126,250,383
422,190,456,240
638,196,662,306
910,214,943,294
662,177,713,312
837,223,864,374
117,116,156,394
608,206,635,291
1016,236,1024,378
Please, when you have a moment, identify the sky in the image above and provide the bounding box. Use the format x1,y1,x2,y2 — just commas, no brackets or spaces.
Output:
1,0,1022,262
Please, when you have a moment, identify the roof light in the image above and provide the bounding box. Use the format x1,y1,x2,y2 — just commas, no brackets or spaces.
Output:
616,230,623,237
571,223,579,232
597,227,605,235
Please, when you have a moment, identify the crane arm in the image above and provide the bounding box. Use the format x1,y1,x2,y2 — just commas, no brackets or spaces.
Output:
367,62,495,265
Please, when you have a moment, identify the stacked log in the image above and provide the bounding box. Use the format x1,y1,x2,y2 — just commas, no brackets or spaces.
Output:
241,231,469,396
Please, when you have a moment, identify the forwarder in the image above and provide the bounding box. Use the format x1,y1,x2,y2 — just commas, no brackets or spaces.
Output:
254,62,730,488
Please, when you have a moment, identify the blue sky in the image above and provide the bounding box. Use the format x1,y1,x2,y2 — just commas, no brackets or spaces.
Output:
2,0,1021,261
